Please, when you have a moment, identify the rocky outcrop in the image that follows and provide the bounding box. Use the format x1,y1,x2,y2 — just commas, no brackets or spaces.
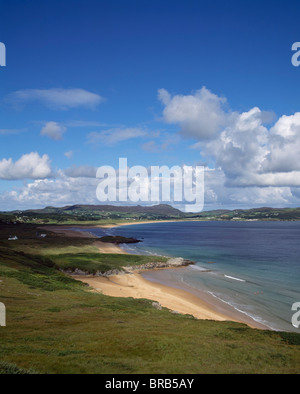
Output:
152,302,162,310
61,268,126,277
123,257,195,272
62,257,194,278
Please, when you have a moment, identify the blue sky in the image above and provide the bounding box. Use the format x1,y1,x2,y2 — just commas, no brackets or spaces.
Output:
1,0,300,211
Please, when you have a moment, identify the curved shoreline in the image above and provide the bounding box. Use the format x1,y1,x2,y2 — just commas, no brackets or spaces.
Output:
140,268,271,330
74,267,269,330
42,223,270,330
74,270,234,323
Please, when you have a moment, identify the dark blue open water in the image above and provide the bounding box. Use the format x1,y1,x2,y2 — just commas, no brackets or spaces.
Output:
84,221,300,332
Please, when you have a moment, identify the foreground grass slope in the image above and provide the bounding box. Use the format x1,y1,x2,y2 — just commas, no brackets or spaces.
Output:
0,224,300,374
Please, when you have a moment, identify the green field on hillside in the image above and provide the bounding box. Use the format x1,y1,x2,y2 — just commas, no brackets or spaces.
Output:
0,223,300,374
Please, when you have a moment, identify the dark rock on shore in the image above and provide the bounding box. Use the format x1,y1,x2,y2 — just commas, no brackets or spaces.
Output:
99,235,142,244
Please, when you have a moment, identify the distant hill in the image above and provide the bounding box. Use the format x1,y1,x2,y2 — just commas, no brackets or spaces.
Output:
1,204,300,224
14,203,184,217
0,204,185,224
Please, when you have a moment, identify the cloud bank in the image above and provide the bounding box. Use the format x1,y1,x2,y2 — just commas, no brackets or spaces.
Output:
159,87,300,190
1,87,300,211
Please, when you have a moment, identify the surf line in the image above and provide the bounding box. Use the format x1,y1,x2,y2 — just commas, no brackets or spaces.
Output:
224,275,246,282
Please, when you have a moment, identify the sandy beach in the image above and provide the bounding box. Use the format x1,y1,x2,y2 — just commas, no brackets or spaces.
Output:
76,271,233,322
42,223,268,330
76,269,269,329
98,219,183,229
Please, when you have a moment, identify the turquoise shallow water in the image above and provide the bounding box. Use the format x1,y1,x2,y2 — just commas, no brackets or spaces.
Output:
84,221,300,332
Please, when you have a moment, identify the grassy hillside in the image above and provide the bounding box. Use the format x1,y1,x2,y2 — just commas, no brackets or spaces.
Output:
1,204,300,225
0,204,185,225
0,223,300,374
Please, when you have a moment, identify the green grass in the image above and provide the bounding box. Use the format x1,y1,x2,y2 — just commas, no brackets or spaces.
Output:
49,252,168,274
0,224,300,374
1,272,299,374
0,223,99,253
0,361,39,375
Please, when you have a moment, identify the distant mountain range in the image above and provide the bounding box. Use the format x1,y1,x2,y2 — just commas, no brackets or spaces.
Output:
19,203,182,216
1,204,300,223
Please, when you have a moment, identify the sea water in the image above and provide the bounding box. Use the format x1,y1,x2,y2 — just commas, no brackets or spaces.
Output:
85,221,300,332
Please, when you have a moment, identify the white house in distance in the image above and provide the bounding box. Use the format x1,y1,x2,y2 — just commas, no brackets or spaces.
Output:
8,236,18,241
36,232,47,238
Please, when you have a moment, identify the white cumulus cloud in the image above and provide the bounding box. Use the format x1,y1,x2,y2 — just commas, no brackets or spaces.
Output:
262,112,300,173
159,87,300,190
205,109,300,187
158,87,228,139
40,121,67,140
0,152,52,180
